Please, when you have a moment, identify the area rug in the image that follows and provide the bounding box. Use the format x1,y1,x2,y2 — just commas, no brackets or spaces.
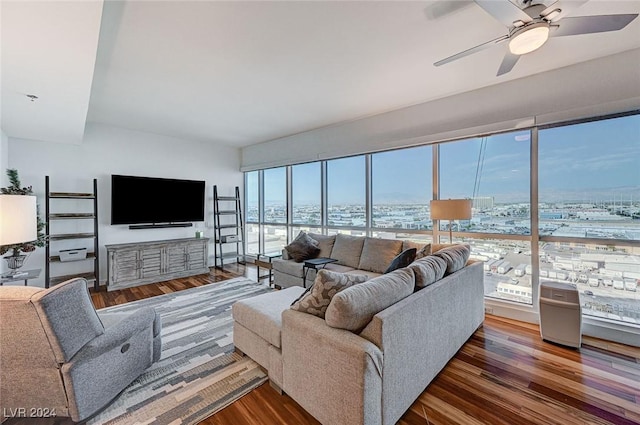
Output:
87,277,273,425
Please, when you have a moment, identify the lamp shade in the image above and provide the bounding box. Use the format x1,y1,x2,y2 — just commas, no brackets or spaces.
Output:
0,195,38,245
430,199,472,220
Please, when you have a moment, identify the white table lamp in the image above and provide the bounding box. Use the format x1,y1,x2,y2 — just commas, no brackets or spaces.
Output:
0,195,38,276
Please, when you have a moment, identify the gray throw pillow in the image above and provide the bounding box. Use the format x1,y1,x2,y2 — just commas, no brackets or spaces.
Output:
432,244,471,275
290,269,367,319
384,248,417,273
409,255,447,290
285,231,321,262
325,268,415,332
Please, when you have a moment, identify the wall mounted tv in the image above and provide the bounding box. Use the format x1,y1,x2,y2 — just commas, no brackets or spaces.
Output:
111,175,205,229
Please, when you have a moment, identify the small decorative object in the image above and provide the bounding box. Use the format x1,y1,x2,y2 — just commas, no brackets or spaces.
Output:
0,169,48,273
195,230,204,238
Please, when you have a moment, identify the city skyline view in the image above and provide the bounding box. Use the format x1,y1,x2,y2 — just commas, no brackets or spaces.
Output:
244,113,639,325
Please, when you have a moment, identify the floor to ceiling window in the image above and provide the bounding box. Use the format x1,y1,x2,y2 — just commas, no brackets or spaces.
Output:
327,156,366,229
244,171,260,254
539,114,640,323
292,162,321,226
439,130,532,304
244,112,639,326
371,146,433,244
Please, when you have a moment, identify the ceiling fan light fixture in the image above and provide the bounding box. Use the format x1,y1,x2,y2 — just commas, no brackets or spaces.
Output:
509,22,550,55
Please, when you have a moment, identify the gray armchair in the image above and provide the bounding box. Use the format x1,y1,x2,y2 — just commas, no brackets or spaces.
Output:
0,278,161,422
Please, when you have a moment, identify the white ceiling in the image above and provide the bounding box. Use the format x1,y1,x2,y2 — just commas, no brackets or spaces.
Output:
2,0,640,147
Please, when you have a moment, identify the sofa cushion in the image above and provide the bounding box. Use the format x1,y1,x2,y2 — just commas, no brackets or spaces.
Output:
232,286,305,348
358,238,403,274
308,233,337,258
431,243,457,254
384,248,417,274
344,269,381,280
331,234,366,268
432,244,471,275
325,268,415,332
402,241,431,260
409,255,447,290
285,231,320,262
290,269,367,319
272,258,305,278
324,263,357,274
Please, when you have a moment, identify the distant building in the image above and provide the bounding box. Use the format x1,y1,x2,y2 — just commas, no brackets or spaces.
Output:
473,197,494,210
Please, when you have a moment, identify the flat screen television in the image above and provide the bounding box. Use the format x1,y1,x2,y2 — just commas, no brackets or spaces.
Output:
111,175,205,225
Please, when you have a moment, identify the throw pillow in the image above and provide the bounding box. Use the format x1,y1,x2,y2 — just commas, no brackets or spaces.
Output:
325,268,415,332
285,231,321,262
290,269,367,319
384,248,417,274
402,241,431,260
432,244,471,275
409,255,447,290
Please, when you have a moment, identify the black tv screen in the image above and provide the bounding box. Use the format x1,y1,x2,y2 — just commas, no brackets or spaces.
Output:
111,175,205,225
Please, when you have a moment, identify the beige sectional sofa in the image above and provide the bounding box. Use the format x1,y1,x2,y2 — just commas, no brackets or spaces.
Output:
233,243,484,425
272,233,429,288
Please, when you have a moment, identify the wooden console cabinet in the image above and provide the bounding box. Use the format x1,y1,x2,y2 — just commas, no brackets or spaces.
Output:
106,238,209,290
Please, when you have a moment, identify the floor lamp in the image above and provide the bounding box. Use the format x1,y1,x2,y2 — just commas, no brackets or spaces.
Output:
0,195,38,277
430,199,472,242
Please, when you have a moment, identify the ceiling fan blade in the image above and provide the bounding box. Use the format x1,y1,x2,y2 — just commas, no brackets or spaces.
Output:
541,1,589,22
474,0,533,27
424,0,474,20
551,14,639,37
434,35,509,67
497,51,520,76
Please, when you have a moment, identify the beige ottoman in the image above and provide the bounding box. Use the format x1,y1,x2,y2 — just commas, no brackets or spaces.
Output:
232,286,305,390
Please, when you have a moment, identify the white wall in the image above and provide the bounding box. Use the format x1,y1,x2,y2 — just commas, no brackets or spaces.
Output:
242,48,640,170
7,122,242,287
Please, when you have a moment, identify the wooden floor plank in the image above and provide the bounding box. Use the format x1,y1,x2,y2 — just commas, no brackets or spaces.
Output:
83,265,640,425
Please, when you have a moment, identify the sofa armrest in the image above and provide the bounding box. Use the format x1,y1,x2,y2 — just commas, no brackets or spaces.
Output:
361,261,484,425
282,309,383,425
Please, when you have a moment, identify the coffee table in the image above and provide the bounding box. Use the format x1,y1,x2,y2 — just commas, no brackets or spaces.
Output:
303,258,338,287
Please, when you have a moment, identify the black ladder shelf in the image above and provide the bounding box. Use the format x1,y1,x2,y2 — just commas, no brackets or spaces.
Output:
213,185,246,269
45,176,100,290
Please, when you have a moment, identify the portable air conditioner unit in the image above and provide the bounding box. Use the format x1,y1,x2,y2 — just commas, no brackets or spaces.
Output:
539,281,582,348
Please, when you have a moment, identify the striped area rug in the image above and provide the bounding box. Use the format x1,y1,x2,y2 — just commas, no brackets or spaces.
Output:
88,277,273,425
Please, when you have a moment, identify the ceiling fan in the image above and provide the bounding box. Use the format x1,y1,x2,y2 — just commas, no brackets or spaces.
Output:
434,0,639,76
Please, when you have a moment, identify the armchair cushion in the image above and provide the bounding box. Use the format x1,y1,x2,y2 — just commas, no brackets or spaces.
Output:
31,278,104,363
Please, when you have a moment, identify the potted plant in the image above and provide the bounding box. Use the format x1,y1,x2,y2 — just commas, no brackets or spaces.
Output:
0,169,47,270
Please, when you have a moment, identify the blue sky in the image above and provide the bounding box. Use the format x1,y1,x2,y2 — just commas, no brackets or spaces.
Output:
251,114,639,205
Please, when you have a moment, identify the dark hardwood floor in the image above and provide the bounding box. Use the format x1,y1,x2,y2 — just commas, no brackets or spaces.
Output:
90,264,640,425
10,265,640,424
